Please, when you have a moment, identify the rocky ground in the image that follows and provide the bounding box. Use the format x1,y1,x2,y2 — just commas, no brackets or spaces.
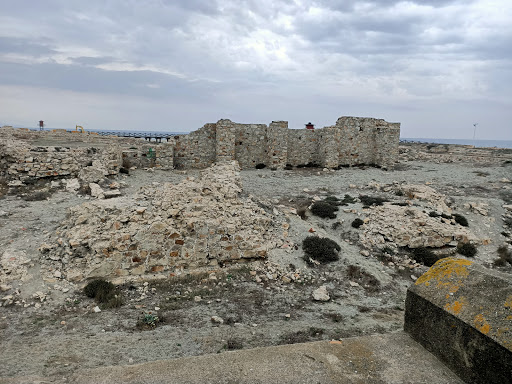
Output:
1,147,512,381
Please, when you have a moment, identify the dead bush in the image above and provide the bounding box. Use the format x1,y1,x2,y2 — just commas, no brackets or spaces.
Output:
494,246,512,267
453,214,469,227
302,236,340,265
359,195,388,207
83,279,123,308
410,247,441,267
457,243,477,257
310,201,338,219
351,218,364,228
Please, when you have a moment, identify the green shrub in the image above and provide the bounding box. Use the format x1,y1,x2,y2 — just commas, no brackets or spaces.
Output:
410,247,440,267
351,218,364,228
302,236,340,265
457,243,477,257
137,312,160,328
453,214,469,227
311,201,338,219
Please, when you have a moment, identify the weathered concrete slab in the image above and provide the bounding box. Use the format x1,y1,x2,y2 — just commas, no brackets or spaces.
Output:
405,257,512,384
0,332,462,384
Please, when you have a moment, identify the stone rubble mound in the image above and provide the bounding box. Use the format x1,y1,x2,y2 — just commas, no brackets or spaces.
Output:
400,184,452,214
360,204,478,250
40,161,286,282
359,184,479,250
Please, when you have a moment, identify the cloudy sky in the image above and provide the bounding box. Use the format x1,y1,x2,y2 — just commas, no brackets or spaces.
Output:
0,0,511,139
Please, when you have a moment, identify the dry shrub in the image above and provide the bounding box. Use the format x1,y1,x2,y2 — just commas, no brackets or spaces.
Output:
302,236,340,265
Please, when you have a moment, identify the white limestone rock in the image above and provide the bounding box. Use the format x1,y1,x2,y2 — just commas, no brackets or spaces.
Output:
312,286,330,302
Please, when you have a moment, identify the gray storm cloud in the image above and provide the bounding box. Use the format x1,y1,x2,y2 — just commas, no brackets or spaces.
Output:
0,0,510,139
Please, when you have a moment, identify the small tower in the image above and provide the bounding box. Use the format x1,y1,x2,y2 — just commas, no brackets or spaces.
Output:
305,122,314,130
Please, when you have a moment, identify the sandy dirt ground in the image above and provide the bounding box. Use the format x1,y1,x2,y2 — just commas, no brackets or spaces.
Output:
0,155,511,381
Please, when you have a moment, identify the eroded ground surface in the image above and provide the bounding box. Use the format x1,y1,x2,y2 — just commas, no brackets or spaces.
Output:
1,157,511,380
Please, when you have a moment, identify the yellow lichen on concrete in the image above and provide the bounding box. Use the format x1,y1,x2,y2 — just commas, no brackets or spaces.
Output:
474,314,491,335
505,295,512,310
444,299,466,315
415,258,473,288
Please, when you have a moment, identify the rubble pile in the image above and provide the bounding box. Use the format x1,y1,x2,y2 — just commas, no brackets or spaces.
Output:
40,161,286,282
400,184,452,214
360,204,478,250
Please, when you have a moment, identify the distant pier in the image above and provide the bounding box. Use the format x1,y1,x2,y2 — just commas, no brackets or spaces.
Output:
89,130,183,142
19,127,186,142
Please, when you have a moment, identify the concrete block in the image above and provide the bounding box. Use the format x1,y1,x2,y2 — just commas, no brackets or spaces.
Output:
405,257,512,384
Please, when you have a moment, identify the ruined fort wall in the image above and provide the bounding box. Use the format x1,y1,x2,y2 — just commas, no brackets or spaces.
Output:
234,123,268,168
286,129,318,166
335,117,379,166
173,123,216,169
375,123,401,168
1,116,400,178
168,116,400,169
267,121,288,169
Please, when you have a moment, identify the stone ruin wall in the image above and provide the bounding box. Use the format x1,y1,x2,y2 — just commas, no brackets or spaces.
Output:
0,127,175,185
1,115,400,184
0,128,123,183
172,116,400,170
173,123,216,169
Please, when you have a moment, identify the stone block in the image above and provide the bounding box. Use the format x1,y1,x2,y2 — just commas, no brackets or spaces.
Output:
405,257,512,384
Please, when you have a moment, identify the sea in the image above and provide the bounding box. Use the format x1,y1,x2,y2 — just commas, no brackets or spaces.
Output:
400,138,512,149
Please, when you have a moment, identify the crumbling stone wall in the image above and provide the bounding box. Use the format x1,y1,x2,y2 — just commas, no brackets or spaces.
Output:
173,124,216,169
287,129,318,166
122,143,174,170
172,116,400,170
234,123,267,168
2,115,400,177
267,121,288,169
0,128,122,182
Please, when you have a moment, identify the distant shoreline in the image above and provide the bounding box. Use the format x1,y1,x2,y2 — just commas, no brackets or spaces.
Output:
400,137,512,149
